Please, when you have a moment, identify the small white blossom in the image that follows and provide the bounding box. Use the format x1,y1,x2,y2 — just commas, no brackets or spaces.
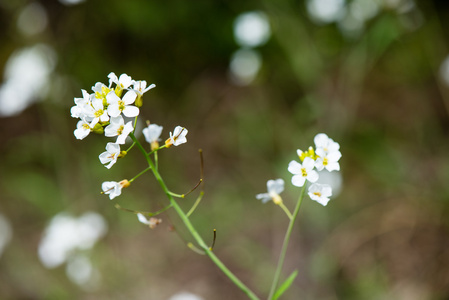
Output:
256,179,284,204
91,82,111,103
71,89,92,119
143,124,163,144
104,116,133,144
87,98,109,127
74,118,92,140
106,90,139,118
101,180,129,200
308,183,332,206
132,80,156,97
315,150,341,172
99,142,121,169
137,213,162,229
166,126,188,147
108,72,134,90
288,157,319,187
314,133,340,155
314,133,341,172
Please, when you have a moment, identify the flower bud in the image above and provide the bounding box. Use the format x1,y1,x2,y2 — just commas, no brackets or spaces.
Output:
119,179,130,188
118,150,127,158
135,95,143,108
92,123,104,135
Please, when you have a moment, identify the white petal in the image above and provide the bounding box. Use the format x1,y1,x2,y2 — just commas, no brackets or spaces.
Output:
122,106,139,117
291,175,306,187
325,162,340,172
256,193,271,203
107,104,121,117
106,91,120,104
122,90,137,105
314,133,329,148
307,170,319,183
287,160,302,175
137,213,150,225
302,157,315,170
267,179,284,195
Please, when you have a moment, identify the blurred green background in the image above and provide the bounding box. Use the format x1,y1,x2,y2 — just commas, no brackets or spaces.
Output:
1,0,449,299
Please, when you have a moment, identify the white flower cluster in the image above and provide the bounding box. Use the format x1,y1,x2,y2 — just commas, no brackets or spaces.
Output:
258,133,342,206
70,72,155,169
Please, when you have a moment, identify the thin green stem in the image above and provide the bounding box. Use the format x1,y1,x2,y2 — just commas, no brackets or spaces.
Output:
267,184,307,300
125,141,136,152
129,166,152,183
278,202,293,220
186,191,204,218
129,133,260,300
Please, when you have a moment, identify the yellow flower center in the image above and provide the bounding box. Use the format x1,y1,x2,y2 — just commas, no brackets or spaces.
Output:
117,125,124,135
118,100,125,111
301,168,307,177
323,157,328,166
94,109,104,117
313,192,322,197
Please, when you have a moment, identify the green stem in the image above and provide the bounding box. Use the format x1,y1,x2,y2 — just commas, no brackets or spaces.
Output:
129,166,152,183
267,184,307,300
129,133,260,300
278,202,293,220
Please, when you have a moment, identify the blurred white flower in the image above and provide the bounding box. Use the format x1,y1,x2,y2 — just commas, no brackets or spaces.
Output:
307,0,346,24
0,214,12,258
38,212,107,268
229,49,262,86
17,2,48,36
256,179,284,204
233,11,271,47
0,44,56,117
308,183,332,206
169,292,204,300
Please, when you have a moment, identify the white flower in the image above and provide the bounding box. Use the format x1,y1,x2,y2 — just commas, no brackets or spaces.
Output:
308,183,332,206
108,72,134,90
314,133,341,172
256,178,284,204
143,124,163,144
165,126,188,147
71,89,92,119
137,213,162,229
314,133,340,155
99,142,121,169
288,157,319,187
74,118,92,140
85,98,109,127
132,80,156,97
104,116,133,144
106,90,139,118
101,180,129,200
315,150,341,172
91,82,111,103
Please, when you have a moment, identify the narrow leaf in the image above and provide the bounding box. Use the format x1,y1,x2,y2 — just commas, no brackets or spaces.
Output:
272,270,298,300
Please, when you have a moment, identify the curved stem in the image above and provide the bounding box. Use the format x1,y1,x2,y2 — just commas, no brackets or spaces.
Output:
267,184,307,300
129,133,260,300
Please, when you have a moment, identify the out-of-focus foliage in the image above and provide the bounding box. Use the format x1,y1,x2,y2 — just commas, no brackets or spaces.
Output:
1,0,449,299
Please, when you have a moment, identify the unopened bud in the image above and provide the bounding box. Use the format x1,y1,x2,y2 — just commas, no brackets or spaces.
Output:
119,179,130,188
135,95,143,108
92,123,104,135
272,194,283,205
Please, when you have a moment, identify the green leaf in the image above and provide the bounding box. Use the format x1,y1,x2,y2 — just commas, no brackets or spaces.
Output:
272,270,298,300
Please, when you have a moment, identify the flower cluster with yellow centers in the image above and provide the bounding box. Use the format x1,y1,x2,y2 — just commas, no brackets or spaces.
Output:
72,72,189,202
257,133,342,207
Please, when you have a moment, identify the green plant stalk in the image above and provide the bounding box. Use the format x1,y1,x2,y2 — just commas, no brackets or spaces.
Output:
129,133,260,300
267,184,307,300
